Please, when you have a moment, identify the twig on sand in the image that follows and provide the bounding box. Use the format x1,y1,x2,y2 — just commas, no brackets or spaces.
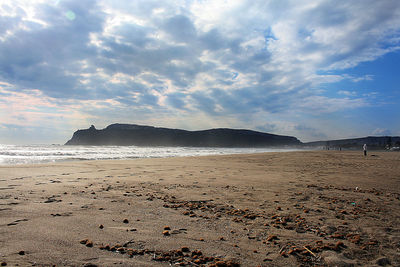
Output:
303,246,317,258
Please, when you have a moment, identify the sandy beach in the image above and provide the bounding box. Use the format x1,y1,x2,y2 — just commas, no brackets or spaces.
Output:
1,151,399,266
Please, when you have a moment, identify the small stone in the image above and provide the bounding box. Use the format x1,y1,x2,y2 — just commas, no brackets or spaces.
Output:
376,257,391,266
86,240,93,247
123,219,129,223
1,262,7,266
181,246,190,252
99,224,104,229
266,235,278,241
162,230,170,236
164,226,171,230
18,250,25,255
116,247,125,254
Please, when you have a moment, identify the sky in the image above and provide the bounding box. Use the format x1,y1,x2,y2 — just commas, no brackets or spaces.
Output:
0,0,399,144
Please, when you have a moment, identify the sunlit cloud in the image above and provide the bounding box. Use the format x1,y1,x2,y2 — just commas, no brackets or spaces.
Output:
0,0,399,143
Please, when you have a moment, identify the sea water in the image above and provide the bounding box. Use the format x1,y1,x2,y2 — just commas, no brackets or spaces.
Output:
0,144,303,165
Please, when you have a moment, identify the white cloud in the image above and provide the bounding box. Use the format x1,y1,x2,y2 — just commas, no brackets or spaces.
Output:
372,128,392,136
0,0,400,143
298,96,367,113
338,90,357,96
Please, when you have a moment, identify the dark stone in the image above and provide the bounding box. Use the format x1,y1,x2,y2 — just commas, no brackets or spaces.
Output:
376,257,391,266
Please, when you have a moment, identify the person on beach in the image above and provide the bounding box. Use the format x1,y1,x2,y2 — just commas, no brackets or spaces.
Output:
363,144,367,156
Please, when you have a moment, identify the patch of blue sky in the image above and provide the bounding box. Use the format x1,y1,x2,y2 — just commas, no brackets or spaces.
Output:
318,51,400,100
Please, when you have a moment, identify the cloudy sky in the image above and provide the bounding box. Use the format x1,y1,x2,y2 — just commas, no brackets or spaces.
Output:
0,0,399,144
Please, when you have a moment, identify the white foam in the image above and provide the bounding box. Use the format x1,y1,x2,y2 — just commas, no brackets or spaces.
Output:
0,144,303,165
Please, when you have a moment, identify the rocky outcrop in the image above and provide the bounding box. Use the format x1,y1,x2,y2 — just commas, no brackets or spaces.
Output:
65,123,302,147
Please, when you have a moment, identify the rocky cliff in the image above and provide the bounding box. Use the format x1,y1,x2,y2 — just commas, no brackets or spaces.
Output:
65,124,302,147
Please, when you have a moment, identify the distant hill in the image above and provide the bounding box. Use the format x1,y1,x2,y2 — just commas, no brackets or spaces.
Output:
65,124,302,147
305,136,400,150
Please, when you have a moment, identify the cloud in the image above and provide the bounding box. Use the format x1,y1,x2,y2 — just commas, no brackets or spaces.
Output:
297,96,368,113
338,90,357,96
372,128,392,136
0,0,400,143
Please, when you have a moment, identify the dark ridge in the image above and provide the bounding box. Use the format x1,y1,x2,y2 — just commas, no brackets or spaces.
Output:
65,123,302,147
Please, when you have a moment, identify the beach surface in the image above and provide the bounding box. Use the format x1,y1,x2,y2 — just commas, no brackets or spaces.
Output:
1,151,399,266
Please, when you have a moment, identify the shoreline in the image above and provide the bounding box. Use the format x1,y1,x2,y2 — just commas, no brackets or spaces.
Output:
0,147,312,167
1,151,399,266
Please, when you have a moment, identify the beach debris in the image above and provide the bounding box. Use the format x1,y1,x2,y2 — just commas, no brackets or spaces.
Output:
162,230,170,236
123,219,129,223
80,239,94,247
162,198,259,222
163,226,171,230
266,235,278,242
18,250,25,255
302,246,317,258
376,257,391,266
96,240,240,266
99,224,104,229
181,246,190,252
44,195,62,203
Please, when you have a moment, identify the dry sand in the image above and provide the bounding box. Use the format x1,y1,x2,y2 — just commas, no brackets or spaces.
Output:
0,151,399,266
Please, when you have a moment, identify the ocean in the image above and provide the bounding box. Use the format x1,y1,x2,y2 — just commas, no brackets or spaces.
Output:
0,144,303,165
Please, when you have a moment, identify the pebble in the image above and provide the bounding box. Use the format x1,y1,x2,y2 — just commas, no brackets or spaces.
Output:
376,257,391,266
80,239,93,247
99,224,104,229
123,219,129,224
1,262,7,266
162,230,170,236
266,235,278,241
18,250,25,255
181,246,190,252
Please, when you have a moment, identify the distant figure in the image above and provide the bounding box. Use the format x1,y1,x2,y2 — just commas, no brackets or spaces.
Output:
363,144,367,156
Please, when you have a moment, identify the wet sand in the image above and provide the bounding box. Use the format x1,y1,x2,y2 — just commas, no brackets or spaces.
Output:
0,151,399,266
